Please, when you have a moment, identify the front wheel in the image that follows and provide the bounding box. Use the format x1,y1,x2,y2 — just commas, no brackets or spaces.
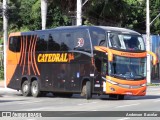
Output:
31,81,41,97
81,81,92,100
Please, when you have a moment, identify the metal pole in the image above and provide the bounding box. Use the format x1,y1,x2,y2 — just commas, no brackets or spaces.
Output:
3,0,8,88
41,0,47,30
76,0,82,26
146,0,151,83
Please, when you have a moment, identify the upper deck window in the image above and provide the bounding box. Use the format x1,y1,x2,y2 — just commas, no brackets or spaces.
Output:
73,29,91,52
9,36,21,52
108,33,145,51
90,29,106,46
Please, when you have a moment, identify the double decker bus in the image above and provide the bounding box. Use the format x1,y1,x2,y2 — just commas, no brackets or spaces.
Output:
6,26,157,99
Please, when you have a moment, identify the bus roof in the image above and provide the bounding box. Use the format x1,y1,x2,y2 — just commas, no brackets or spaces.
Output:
10,26,141,36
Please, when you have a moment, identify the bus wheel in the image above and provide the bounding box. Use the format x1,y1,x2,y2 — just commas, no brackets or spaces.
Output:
81,81,92,100
86,81,92,99
31,81,41,97
21,80,31,97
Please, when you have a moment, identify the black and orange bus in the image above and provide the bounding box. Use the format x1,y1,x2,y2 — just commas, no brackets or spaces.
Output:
6,26,157,99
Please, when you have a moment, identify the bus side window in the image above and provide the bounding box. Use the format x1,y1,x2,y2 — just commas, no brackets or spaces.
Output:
90,29,106,47
36,34,48,51
9,36,21,52
74,30,91,51
60,31,74,51
48,33,61,51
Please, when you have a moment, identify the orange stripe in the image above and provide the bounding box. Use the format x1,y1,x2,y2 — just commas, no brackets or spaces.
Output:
106,76,146,85
28,36,31,75
20,36,25,66
19,36,23,65
9,32,21,37
94,46,147,58
33,36,40,75
22,36,28,75
110,49,147,58
31,35,37,75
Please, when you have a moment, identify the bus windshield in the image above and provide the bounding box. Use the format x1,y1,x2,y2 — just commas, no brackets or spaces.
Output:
108,56,146,80
108,33,145,51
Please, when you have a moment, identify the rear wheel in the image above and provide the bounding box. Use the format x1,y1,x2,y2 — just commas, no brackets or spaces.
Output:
31,80,41,97
21,80,31,97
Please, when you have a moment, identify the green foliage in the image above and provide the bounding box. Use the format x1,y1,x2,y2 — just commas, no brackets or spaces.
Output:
0,66,4,80
0,38,3,45
0,0,158,34
47,6,71,28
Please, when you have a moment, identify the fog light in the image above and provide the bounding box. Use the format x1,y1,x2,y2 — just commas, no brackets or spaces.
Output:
110,87,115,91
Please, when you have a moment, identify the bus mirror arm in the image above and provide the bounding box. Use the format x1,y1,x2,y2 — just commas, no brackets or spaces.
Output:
147,51,158,65
94,46,113,62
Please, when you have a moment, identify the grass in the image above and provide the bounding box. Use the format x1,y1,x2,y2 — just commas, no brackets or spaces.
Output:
147,83,160,86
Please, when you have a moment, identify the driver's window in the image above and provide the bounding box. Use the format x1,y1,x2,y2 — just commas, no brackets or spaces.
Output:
108,33,121,49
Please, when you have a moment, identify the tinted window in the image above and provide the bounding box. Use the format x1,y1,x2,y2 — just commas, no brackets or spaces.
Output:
108,33,145,51
60,31,73,51
48,32,61,51
90,29,106,46
73,29,91,51
9,36,21,52
36,33,48,51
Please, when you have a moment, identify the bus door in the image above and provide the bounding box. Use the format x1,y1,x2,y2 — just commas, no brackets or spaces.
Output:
93,56,108,93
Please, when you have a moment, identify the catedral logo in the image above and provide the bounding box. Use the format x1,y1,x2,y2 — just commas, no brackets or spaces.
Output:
37,53,74,62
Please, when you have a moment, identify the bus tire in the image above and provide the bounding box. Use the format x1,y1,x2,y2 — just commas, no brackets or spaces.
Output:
31,80,41,97
21,80,31,97
86,81,92,100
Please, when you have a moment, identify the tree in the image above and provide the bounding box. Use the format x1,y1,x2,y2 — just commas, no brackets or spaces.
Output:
0,0,159,34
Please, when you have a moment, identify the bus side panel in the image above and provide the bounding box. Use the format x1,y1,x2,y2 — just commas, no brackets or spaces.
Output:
36,52,94,93
6,34,22,90
6,51,22,89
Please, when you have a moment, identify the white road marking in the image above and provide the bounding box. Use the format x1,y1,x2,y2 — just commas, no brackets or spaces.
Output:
115,103,140,108
78,102,97,106
18,100,43,104
117,118,130,120
153,99,160,102
16,107,50,111
91,110,97,111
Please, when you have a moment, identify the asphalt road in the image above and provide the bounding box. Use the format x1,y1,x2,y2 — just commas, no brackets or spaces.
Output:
0,86,160,120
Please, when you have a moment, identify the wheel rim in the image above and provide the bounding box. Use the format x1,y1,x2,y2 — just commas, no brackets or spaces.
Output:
23,84,28,93
32,84,37,95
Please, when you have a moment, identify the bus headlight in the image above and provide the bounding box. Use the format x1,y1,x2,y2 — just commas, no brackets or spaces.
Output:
141,83,146,87
106,79,118,85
